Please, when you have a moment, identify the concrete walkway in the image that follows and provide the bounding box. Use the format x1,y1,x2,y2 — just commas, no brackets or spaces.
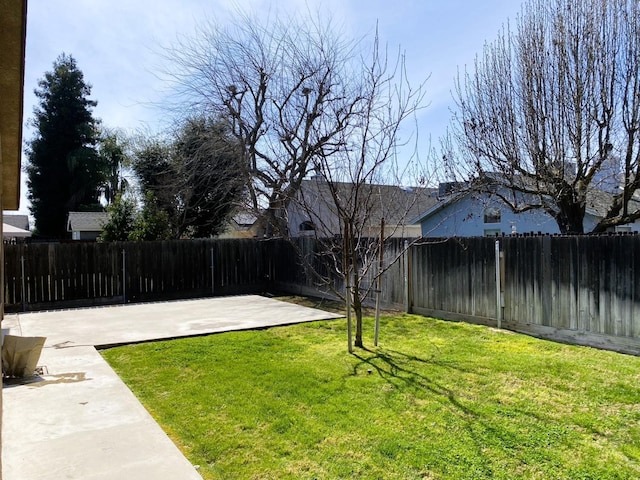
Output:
2,295,342,479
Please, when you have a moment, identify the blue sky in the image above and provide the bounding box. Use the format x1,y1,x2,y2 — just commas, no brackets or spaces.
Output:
17,0,524,215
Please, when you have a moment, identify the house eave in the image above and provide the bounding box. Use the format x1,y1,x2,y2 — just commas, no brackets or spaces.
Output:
410,192,468,225
0,0,28,210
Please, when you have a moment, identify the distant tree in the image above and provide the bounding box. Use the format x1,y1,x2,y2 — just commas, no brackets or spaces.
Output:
444,0,640,234
172,117,246,237
98,128,130,205
130,118,245,238
129,192,173,241
99,192,172,243
166,11,381,236
131,136,176,219
26,53,103,238
99,194,136,241
166,11,431,349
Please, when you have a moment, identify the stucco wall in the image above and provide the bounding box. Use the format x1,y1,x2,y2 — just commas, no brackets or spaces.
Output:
420,195,559,237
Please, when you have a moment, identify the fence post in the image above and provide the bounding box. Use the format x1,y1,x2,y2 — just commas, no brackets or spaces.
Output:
404,240,411,313
542,236,552,326
374,219,384,346
495,240,503,328
122,249,126,304
211,247,215,296
344,218,353,353
20,255,26,312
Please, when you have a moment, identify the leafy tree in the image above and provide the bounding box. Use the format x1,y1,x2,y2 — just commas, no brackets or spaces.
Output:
98,194,136,241
129,192,173,241
97,128,130,205
130,118,245,238
99,192,173,242
131,136,175,214
26,53,103,238
444,0,640,234
172,117,246,238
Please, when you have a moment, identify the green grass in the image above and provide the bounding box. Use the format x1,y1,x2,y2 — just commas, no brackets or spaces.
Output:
102,310,640,480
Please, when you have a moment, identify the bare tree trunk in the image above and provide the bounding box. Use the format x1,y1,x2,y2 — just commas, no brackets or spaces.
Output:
343,218,353,353
353,266,364,349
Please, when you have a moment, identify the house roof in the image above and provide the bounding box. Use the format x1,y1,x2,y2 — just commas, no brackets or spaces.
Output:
410,191,468,225
0,0,28,209
233,212,258,226
3,213,29,230
298,179,438,227
584,189,640,218
3,223,31,238
67,212,109,232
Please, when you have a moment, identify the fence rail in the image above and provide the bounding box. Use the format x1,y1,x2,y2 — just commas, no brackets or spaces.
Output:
4,235,640,354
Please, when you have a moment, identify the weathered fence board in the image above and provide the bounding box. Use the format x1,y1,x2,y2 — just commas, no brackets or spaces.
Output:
498,235,640,341
269,237,409,309
410,238,497,319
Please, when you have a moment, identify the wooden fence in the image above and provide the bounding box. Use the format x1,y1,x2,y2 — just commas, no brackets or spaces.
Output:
270,237,409,310
4,235,640,354
3,239,271,312
409,237,497,321
409,235,640,354
274,235,640,354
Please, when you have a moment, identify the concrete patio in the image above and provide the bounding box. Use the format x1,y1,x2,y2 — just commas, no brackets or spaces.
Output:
2,295,342,479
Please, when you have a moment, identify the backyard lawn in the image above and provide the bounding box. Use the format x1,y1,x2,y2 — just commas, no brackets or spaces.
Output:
102,307,640,480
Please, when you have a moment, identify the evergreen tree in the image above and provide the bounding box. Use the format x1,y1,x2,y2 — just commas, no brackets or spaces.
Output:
131,137,177,229
26,53,103,238
130,119,245,239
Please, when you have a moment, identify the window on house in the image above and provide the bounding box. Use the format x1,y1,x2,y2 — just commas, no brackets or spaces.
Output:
614,225,632,233
484,228,501,237
299,220,315,232
483,207,501,224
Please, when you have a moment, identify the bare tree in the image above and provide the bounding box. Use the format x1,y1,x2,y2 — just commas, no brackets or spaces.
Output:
444,0,640,234
287,37,431,350
165,10,389,236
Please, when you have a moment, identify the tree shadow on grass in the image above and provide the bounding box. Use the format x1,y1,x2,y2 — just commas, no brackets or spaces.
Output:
352,347,475,416
350,346,564,472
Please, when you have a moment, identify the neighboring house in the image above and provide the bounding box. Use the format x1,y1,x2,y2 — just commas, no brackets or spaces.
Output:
217,211,265,239
67,212,109,241
2,223,31,241
2,214,30,241
287,178,438,238
413,184,640,237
